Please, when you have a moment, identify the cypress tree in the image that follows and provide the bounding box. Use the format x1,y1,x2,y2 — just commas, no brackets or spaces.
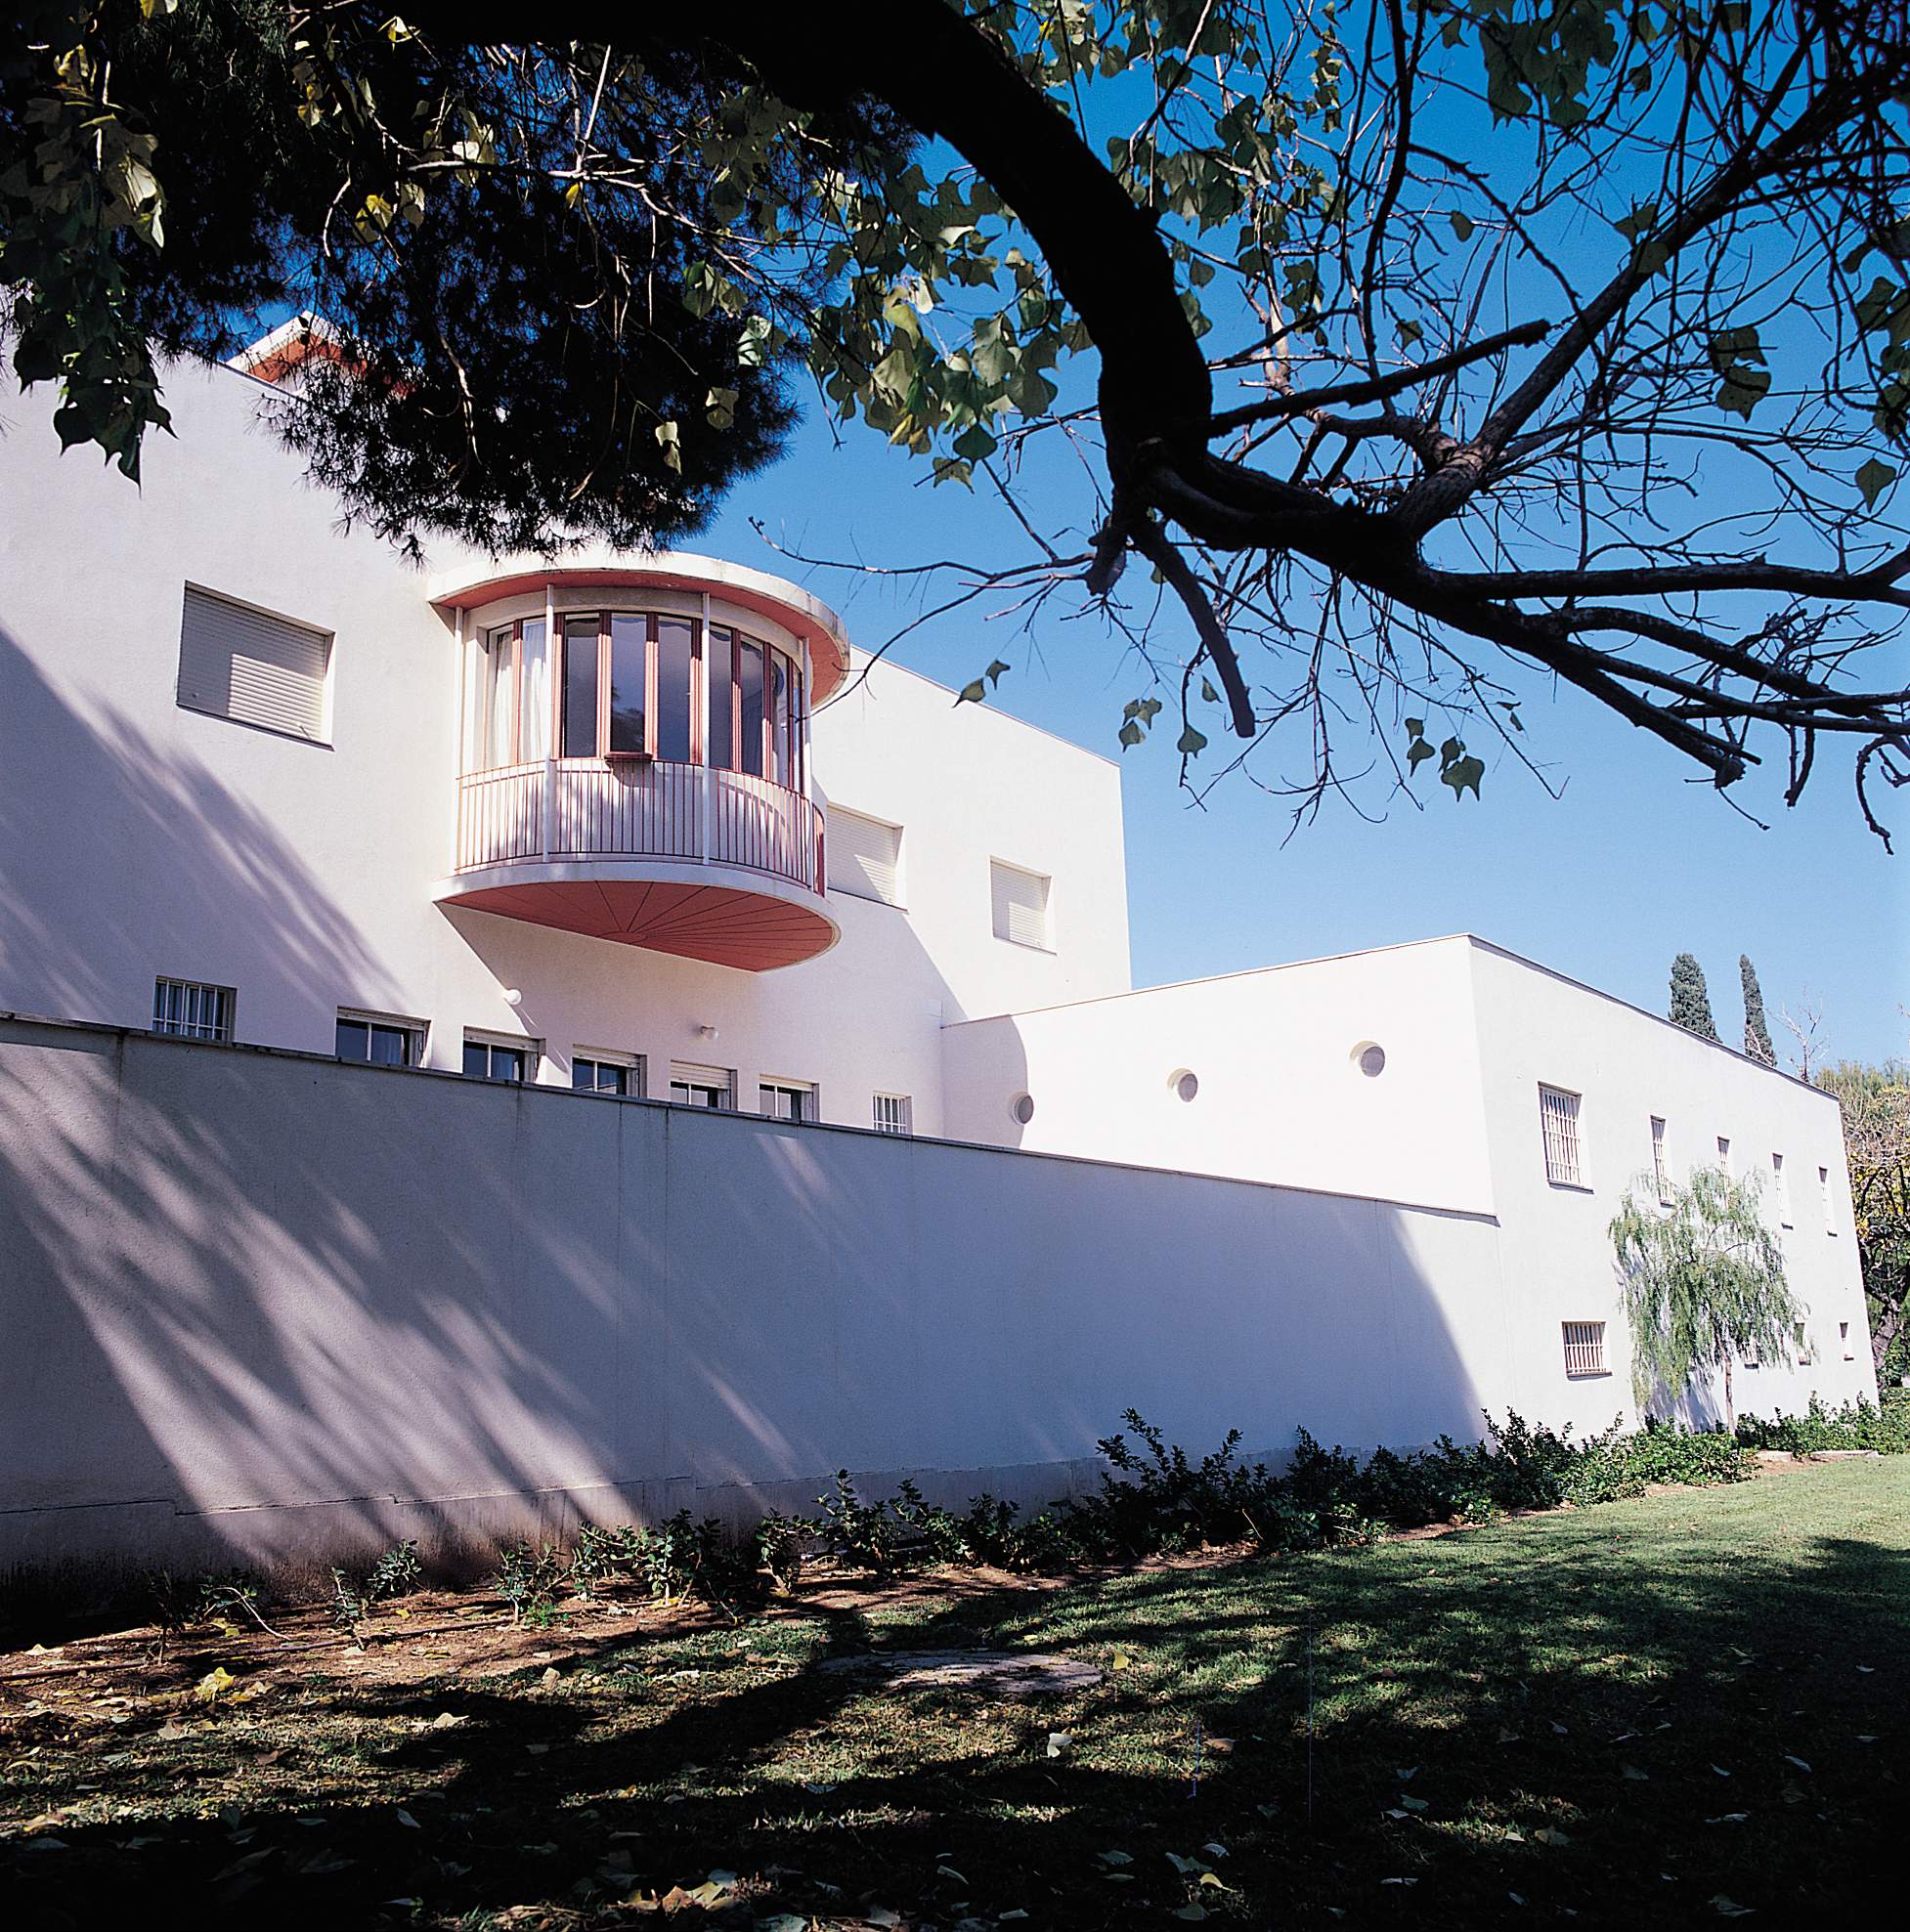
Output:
1669,953,1719,1041
1740,954,1776,1065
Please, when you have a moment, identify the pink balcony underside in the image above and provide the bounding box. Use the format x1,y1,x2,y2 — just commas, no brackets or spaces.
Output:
442,878,836,970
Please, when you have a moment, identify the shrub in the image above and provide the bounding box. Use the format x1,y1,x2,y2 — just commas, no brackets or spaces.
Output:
493,1542,569,1626
817,1469,908,1573
1736,1392,1910,1455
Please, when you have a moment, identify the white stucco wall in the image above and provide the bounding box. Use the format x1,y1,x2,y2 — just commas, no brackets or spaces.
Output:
1465,940,1877,1434
0,365,1129,1137
1,1016,1505,1587
940,937,1499,1215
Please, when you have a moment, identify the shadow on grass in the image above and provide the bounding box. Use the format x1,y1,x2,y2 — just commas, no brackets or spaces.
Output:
4,1495,1904,1931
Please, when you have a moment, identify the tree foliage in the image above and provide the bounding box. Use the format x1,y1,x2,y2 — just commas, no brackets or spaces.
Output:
1611,1164,1800,1425
5,1,1909,828
1739,953,1776,1065
1669,951,1718,1041
1814,1057,1910,1377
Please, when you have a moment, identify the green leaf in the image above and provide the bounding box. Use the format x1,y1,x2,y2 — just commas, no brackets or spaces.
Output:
984,660,1011,687
1856,457,1898,508
1177,723,1209,756
1407,739,1436,771
704,387,737,430
1404,716,1426,737
1441,753,1486,800
1118,720,1146,749
956,679,987,706
952,422,998,461
653,420,681,473
1714,365,1771,420
1450,211,1475,242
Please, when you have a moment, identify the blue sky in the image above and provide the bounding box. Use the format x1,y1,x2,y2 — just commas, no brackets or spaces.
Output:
700,408,1910,1068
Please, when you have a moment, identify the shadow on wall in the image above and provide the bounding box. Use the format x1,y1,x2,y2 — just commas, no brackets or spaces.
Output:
0,625,402,1036
0,632,1497,1603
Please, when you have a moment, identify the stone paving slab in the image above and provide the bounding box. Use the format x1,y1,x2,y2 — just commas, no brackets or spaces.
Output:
816,1650,1102,1695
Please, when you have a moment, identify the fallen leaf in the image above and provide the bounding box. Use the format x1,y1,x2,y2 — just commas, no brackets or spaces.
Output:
541,1667,563,1689
1098,1851,1134,1868
1046,1732,1071,1759
936,1866,968,1884
195,1667,235,1703
1533,1826,1570,1847
1711,1765,1732,1778
1710,1897,1755,1917
1497,1728,1521,1745
1783,1756,1811,1774
1706,1814,1750,1825
1622,1765,1649,1781
1398,1795,1429,1813
1171,1909,1207,1921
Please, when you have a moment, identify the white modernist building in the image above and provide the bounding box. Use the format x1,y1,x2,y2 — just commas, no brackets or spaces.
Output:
0,348,1878,1579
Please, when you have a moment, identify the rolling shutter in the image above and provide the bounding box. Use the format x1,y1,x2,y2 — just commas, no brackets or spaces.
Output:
990,859,1051,949
178,585,331,743
828,807,904,905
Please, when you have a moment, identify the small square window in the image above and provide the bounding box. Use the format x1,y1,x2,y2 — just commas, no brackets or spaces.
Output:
1539,1086,1585,1187
1562,1321,1607,1378
1794,1321,1810,1365
463,1033,534,1083
873,1093,913,1136
1772,1152,1792,1226
1820,1166,1837,1236
1840,1320,1853,1361
336,1010,423,1068
990,859,1052,950
760,1079,816,1124
573,1051,641,1096
1716,1135,1732,1174
152,977,236,1043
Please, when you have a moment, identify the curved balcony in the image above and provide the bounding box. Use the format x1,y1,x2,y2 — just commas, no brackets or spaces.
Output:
436,759,837,970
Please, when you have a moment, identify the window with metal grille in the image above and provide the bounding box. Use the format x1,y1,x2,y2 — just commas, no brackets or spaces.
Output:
872,1093,913,1136
1539,1086,1585,1187
991,859,1052,949
177,584,330,744
1650,1115,1671,1204
336,1010,422,1068
827,808,904,906
463,1034,533,1083
668,1061,732,1109
1772,1151,1792,1225
1715,1134,1732,1173
1562,1321,1607,1377
574,1052,641,1096
152,977,235,1043
760,1079,816,1123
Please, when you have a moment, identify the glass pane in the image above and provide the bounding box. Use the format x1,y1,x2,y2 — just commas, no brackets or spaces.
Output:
706,627,734,769
484,626,515,766
770,654,790,786
738,640,764,776
519,618,549,760
608,614,647,754
463,1041,489,1079
654,619,693,763
336,1019,368,1061
791,665,805,790
493,1048,525,1083
600,1063,628,1094
369,1023,410,1067
563,616,599,755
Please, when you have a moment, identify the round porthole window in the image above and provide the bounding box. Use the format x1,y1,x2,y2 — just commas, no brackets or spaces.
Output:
1354,1042,1387,1078
1170,1069,1199,1102
1010,1092,1036,1126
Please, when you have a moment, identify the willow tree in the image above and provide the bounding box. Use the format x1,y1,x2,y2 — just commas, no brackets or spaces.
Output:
1610,1166,1799,1428
6,2,1909,831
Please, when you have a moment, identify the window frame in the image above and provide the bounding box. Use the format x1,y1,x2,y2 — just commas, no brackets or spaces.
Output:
872,1093,913,1136
1538,1084,1587,1190
462,1030,538,1084
335,1008,426,1069
177,582,333,748
668,1060,734,1109
760,1078,818,1124
990,857,1055,951
827,805,906,907
572,1049,644,1097
1649,1115,1671,1205
1820,1164,1837,1236
152,976,236,1044
1772,1150,1793,1227
545,609,808,784
1561,1320,1608,1378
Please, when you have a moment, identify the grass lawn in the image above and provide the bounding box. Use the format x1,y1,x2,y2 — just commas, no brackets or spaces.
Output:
2,1461,1903,1929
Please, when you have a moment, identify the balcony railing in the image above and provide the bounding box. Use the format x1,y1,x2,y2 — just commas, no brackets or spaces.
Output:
455,758,824,893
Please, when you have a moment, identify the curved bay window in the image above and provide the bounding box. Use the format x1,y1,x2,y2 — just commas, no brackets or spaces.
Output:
471,607,804,788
